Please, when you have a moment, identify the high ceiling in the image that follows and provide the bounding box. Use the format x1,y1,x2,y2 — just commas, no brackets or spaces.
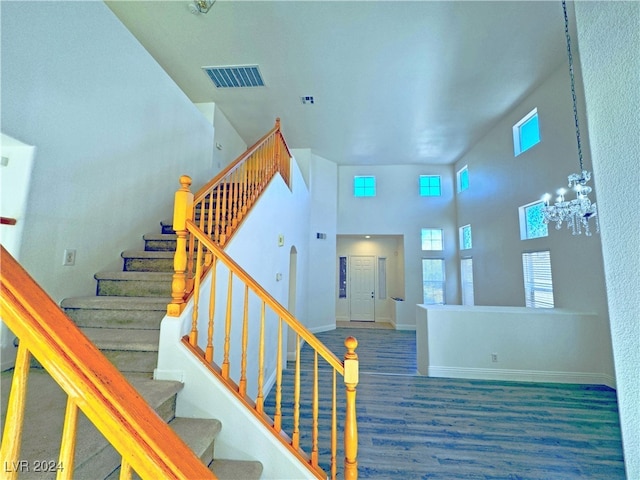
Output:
106,1,570,166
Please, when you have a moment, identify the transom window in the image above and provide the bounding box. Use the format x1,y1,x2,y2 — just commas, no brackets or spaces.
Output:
522,250,554,308
513,108,541,156
353,176,376,197
457,166,469,193
459,225,472,250
419,175,441,196
421,228,443,251
519,200,549,240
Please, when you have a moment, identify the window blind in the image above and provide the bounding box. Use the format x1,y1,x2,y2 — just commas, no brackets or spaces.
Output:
522,250,554,308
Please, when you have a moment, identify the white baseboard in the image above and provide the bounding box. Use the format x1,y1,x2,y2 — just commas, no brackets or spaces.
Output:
394,323,416,331
309,323,335,334
427,366,617,388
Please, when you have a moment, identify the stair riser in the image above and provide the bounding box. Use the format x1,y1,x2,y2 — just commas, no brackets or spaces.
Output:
123,257,173,272
65,309,164,330
97,279,172,298
144,239,176,251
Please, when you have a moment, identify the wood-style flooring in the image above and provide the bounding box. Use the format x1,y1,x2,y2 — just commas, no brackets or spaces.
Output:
265,326,625,479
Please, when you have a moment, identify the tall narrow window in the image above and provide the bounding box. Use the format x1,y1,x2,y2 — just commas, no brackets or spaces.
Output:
354,176,376,197
522,250,554,308
422,258,445,305
513,108,541,155
460,258,474,306
421,228,443,251
459,225,472,250
519,200,549,240
457,166,469,193
419,175,441,196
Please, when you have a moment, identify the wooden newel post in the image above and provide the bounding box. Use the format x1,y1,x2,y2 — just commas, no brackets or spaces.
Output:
344,336,359,480
167,175,193,318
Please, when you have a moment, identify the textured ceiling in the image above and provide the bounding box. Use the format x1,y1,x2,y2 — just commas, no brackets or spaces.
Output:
106,1,570,166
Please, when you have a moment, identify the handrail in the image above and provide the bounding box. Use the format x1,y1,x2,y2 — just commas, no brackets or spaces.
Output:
181,220,359,479
0,245,215,480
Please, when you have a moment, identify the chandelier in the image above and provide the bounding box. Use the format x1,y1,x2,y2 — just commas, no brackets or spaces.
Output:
541,0,599,236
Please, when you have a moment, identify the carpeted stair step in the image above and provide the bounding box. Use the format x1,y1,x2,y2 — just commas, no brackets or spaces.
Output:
61,296,168,330
81,327,159,373
121,250,174,272
95,271,173,297
143,232,177,251
209,459,264,480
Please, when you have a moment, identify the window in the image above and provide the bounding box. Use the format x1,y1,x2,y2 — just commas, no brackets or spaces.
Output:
422,258,445,305
460,258,474,306
339,256,347,298
421,228,443,251
513,108,540,156
522,250,554,308
354,176,376,197
419,175,441,196
457,166,469,193
459,225,472,250
519,200,549,240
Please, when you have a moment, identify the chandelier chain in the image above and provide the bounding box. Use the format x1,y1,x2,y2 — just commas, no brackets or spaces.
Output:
563,0,584,173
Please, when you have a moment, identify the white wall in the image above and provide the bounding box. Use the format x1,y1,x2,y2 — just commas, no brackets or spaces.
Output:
337,164,457,327
195,102,248,171
574,2,640,476
417,305,615,387
1,1,214,302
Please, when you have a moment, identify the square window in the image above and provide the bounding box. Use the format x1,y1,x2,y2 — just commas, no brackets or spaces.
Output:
422,258,445,305
457,166,469,193
513,108,541,156
354,176,376,197
421,228,443,251
522,250,554,308
459,225,472,250
419,175,441,196
519,200,549,240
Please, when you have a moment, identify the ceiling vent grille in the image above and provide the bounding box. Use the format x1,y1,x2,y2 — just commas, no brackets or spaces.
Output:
202,65,265,88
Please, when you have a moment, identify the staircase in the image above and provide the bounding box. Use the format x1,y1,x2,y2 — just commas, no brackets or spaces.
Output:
53,219,263,479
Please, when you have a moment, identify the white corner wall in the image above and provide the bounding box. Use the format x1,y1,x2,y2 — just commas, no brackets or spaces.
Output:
574,2,640,476
1,1,214,301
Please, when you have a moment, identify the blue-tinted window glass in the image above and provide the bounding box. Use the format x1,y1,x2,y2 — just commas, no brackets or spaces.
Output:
460,225,472,250
421,228,443,251
419,175,441,196
525,202,548,239
520,113,540,152
457,167,469,192
354,176,376,197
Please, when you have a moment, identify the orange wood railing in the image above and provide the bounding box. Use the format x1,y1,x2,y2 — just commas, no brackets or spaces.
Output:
166,119,359,479
0,246,216,480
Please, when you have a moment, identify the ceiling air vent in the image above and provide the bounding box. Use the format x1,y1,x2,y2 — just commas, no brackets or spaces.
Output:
202,65,265,88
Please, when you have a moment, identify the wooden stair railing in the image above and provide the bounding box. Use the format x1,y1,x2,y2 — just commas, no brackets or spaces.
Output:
166,119,359,479
0,246,216,480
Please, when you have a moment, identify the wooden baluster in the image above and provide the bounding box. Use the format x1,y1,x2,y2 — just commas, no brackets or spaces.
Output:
250,153,257,201
168,175,193,316
213,185,220,244
220,180,228,245
0,342,30,479
344,336,359,480
274,317,283,432
189,240,204,347
57,397,79,479
241,161,248,215
239,285,249,397
274,120,281,179
256,301,266,414
221,270,233,379
232,169,239,227
205,257,217,363
292,334,301,450
331,369,338,480
311,351,319,467
225,175,233,237
119,458,133,480
207,191,215,239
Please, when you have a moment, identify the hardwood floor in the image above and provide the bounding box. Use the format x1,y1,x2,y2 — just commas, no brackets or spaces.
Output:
265,327,625,479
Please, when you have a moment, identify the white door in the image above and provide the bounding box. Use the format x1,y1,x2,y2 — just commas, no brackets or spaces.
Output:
349,256,375,322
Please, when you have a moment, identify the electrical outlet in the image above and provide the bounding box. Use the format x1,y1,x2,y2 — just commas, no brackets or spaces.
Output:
63,249,76,266
491,353,498,363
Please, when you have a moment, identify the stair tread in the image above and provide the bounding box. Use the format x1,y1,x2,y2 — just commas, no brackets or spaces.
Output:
143,232,177,241
121,250,174,259
61,296,170,310
95,271,173,281
170,417,222,458
82,327,160,351
210,459,264,480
